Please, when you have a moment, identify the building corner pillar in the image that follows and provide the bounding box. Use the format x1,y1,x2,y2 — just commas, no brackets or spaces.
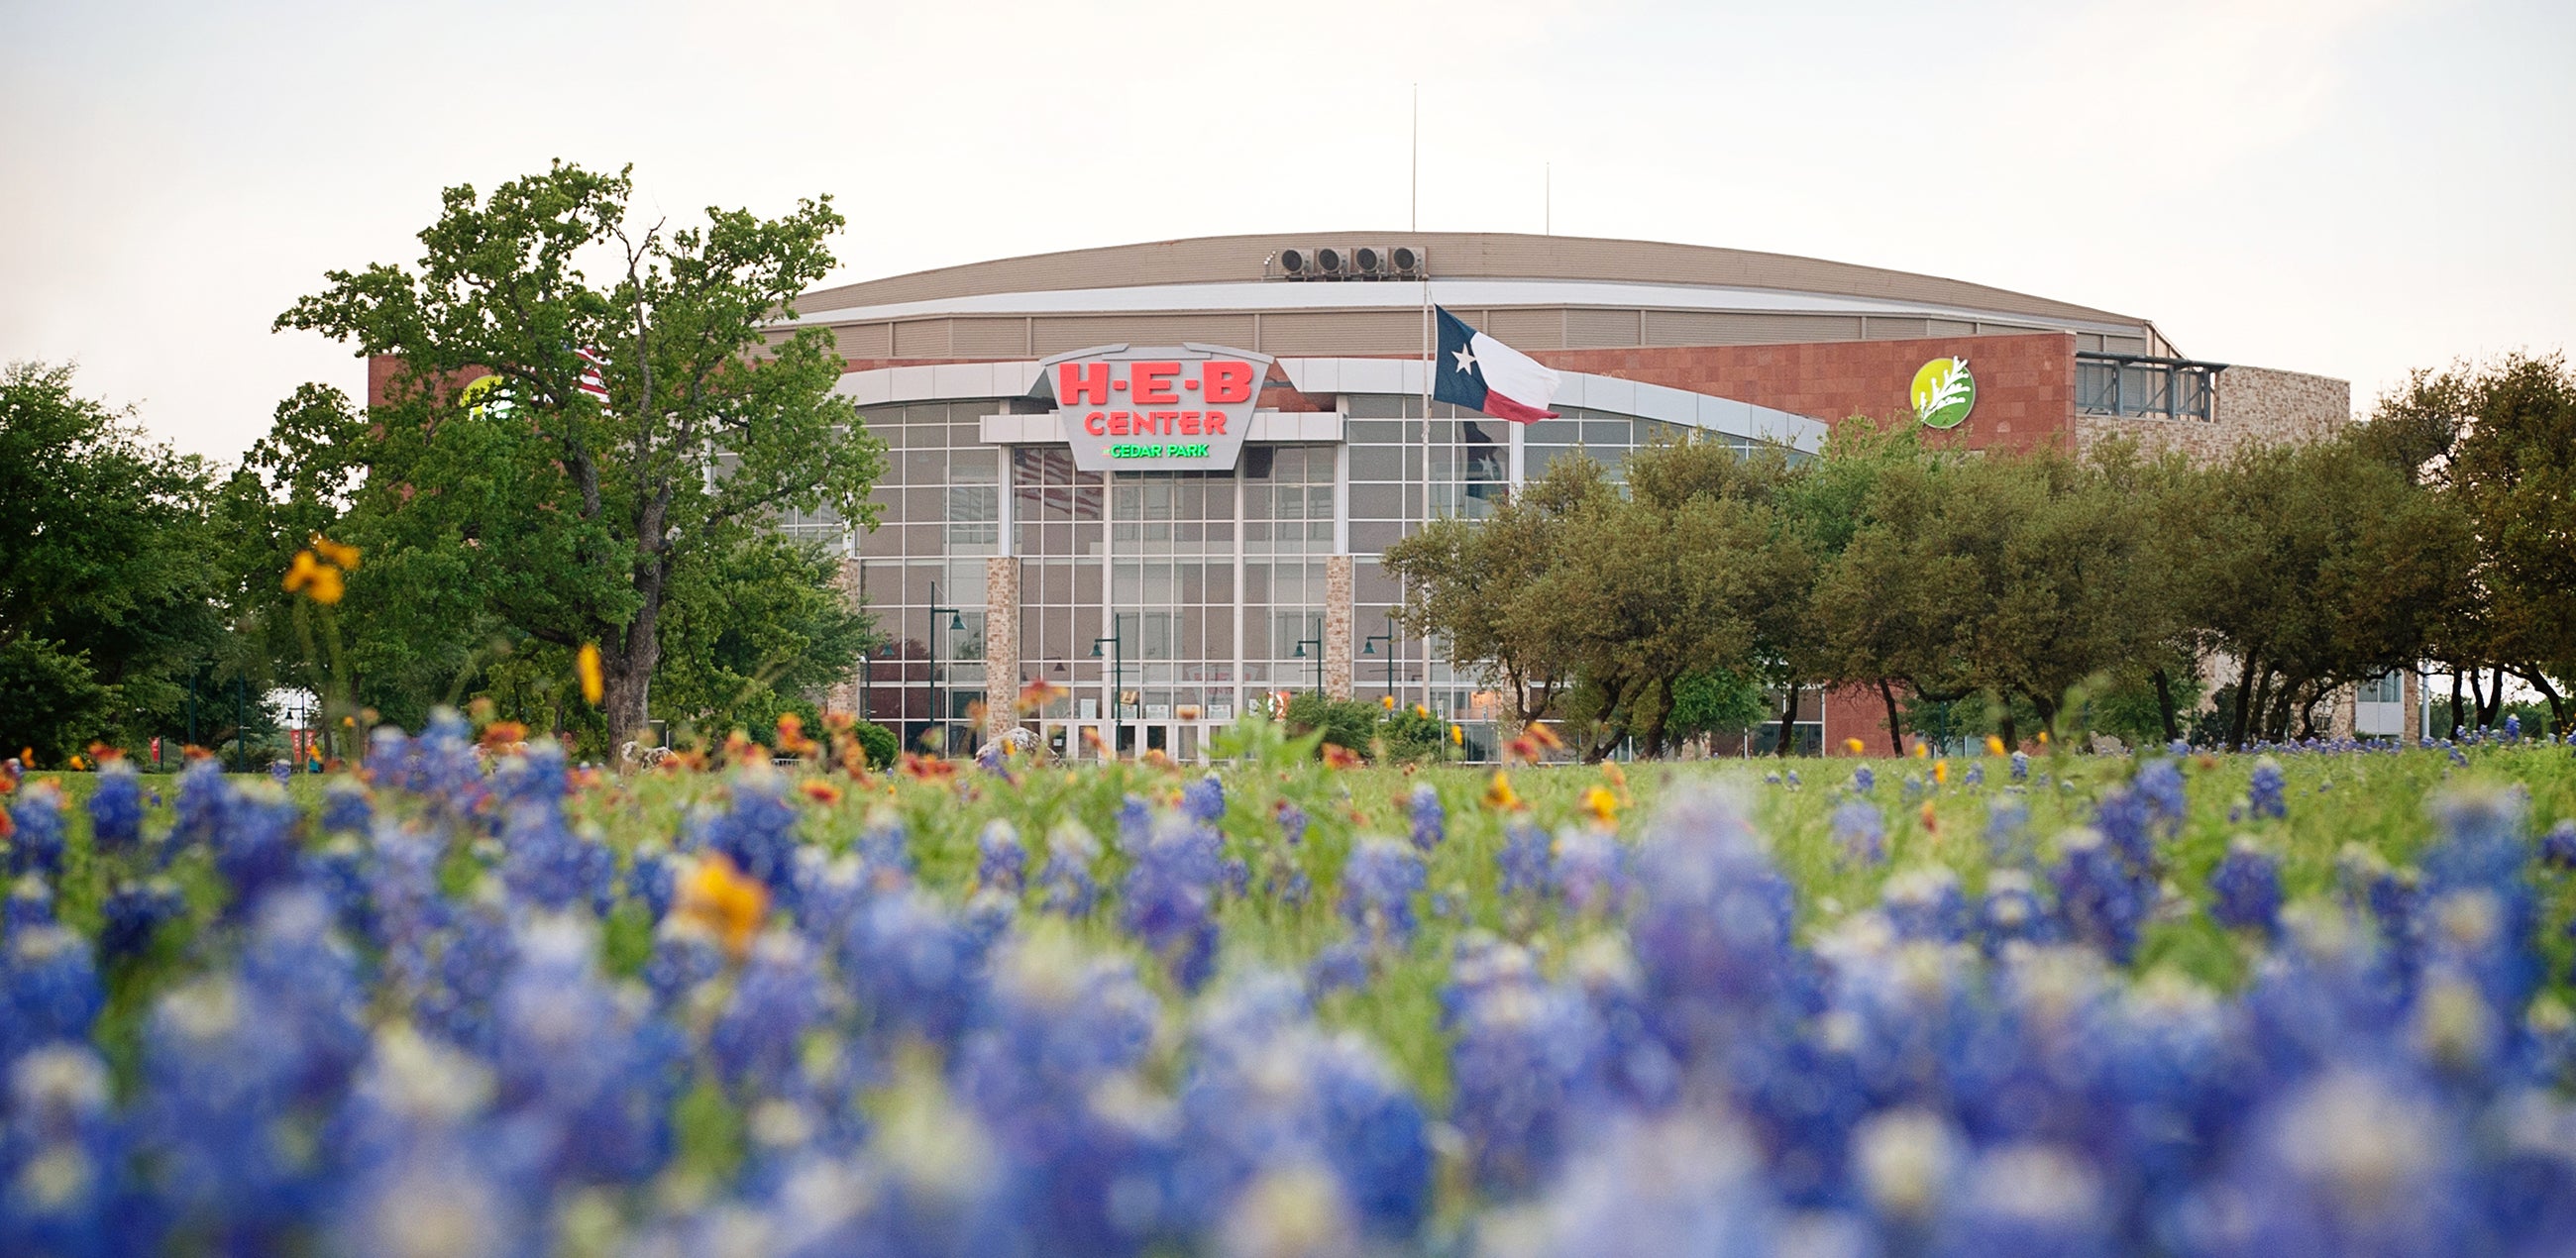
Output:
825,556,865,717
984,556,1020,738
1324,555,1354,700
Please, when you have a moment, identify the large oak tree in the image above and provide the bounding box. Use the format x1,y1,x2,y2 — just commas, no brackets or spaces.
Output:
277,163,884,742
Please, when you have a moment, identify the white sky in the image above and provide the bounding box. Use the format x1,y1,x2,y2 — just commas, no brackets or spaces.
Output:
3,0,2569,461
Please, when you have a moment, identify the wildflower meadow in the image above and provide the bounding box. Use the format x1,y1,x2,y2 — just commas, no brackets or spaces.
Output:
6,719,2576,1256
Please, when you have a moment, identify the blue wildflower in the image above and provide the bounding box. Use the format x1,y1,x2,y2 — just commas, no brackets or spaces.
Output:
2541,819,2576,869
8,781,66,877
1341,838,1427,953
1408,783,1445,853
1499,819,1551,897
1124,814,1225,990
3,925,102,1062
2248,757,2288,820
1446,957,1606,1196
710,932,829,1098
1852,766,1877,794
1880,867,1969,942
2011,751,2030,782
975,818,1025,894
1036,821,1101,917
2052,827,2149,963
318,778,372,835
2209,838,2284,935
100,876,185,961
1275,799,1310,847
1832,799,1886,864
86,758,145,853
1182,773,1226,825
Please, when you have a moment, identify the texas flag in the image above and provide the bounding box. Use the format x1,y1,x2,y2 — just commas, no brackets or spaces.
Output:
1433,306,1561,423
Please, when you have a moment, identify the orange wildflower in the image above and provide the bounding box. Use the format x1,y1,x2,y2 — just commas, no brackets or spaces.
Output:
1484,771,1523,810
576,644,604,705
1933,759,1950,786
1017,679,1068,713
281,550,345,604
1528,723,1564,752
1322,744,1363,770
1986,735,2007,757
899,753,956,782
478,722,529,752
1919,800,1939,834
775,714,817,757
674,853,769,960
1843,737,1866,755
800,779,844,805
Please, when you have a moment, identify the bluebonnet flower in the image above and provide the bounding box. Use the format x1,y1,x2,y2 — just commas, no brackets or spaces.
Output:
2180,1069,2472,1256
1964,762,1985,786
703,766,803,892
2170,738,2193,757
975,818,1025,894
2543,819,2576,868
3,925,102,1063
499,800,615,915
1932,1143,2113,1257
1446,955,1605,1196
1407,784,1445,853
845,886,990,1053
1851,1106,1967,1233
856,805,913,879
1553,827,1631,918
268,759,292,786
711,932,830,1099
1979,869,2052,954
0,1045,119,1257
1627,788,1805,1069
1985,795,2032,863
2093,786,2158,870
7,781,66,878
213,781,303,918
2011,751,2030,782
490,916,682,1186
1036,821,1101,916
644,917,726,1011
416,888,517,1056
2209,838,2284,935
1499,819,1551,897
1122,812,1226,991
1498,1111,1780,1257
2505,714,2522,742
99,876,185,962
7,872,55,936
1183,773,1227,825
167,757,229,858
1307,940,1368,996
627,840,677,922
2247,757,2288,820
2051,828,2149,963
86,758,145,853
1880,867,1969,943
1852,766,1877,794
318,778,372,835
1832,799,1886,864
1340,839,1427,953
1275,799,1310,847
2135,759,2188,831
1785,770,1801,789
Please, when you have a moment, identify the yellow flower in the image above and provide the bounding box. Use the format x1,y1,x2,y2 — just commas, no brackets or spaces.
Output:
1584,786,1619,825
1381,695,1397,711
2037,730,2051,746
674,853,769,959
1986,735,2007,757
1843,737,1865,755
309,533,361,572
1933,759,1949,785
1483,770,1522,810
1449,723,1464,746
1412,703,1430,720
281,550,345,604
1911,741,1929,759
576,643,604,705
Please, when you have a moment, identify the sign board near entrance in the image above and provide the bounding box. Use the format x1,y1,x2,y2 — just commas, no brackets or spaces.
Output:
1042,344,1271,472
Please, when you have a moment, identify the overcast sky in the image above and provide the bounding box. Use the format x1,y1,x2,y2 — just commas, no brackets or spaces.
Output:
3,0,2568,461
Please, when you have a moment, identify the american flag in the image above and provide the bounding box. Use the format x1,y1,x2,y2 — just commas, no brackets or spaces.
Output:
575,346,610,405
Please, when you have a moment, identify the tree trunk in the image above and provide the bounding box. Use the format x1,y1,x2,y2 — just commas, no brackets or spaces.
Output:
1998,709,2017,752
2228,653,2261,751
1878,678,1904,755
2479,668,2505,728
2152,668,2181,744
2467,668,2488,731
1773,683,1802,757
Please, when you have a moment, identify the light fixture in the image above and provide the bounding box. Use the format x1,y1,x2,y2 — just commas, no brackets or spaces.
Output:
1293,642,1308,658
948,610,966,631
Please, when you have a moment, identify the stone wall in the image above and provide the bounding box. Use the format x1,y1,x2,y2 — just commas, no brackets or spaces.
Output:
2075,365,2349,463
1324,556,1354,699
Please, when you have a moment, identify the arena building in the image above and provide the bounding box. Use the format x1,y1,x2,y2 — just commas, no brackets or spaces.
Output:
772,232,2358,759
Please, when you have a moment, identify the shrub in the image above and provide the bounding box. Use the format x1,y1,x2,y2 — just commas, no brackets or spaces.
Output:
1285,691,1381,757
850,719,899,769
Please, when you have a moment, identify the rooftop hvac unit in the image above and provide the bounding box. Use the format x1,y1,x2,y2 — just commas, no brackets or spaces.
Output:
1314,246,1347,277
1390,246,1426,278
1353,246,1386,277
1277,248,1310,278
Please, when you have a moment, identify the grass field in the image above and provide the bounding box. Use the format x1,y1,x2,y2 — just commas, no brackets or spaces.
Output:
8,727,2576,1252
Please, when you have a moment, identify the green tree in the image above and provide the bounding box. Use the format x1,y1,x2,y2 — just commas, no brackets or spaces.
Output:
2439,354,2576,732
0,362,231,761
652,533,876,740
275,162,886,741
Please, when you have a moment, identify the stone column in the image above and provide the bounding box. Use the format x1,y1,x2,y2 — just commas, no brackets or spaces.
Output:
825,556,866,717
1324,555,1354,700
2403,669,2423,741
984,556,1020,738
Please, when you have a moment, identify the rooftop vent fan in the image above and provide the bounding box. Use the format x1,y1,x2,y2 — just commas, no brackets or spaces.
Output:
1277,248,1309,278
1390,246,1425,278
1315,247,1346,276
1354,246,1385,276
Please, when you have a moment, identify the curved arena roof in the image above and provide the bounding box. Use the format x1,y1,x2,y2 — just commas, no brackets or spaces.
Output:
787,232,2178,362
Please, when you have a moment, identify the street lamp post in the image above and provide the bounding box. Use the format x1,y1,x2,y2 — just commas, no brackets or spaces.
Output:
1091,621,1126,760
1293,634,1324,696
928,580,966,755
1360,614,1397,706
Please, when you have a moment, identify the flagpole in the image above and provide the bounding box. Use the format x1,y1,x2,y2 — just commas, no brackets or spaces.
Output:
1420,271,1434,712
